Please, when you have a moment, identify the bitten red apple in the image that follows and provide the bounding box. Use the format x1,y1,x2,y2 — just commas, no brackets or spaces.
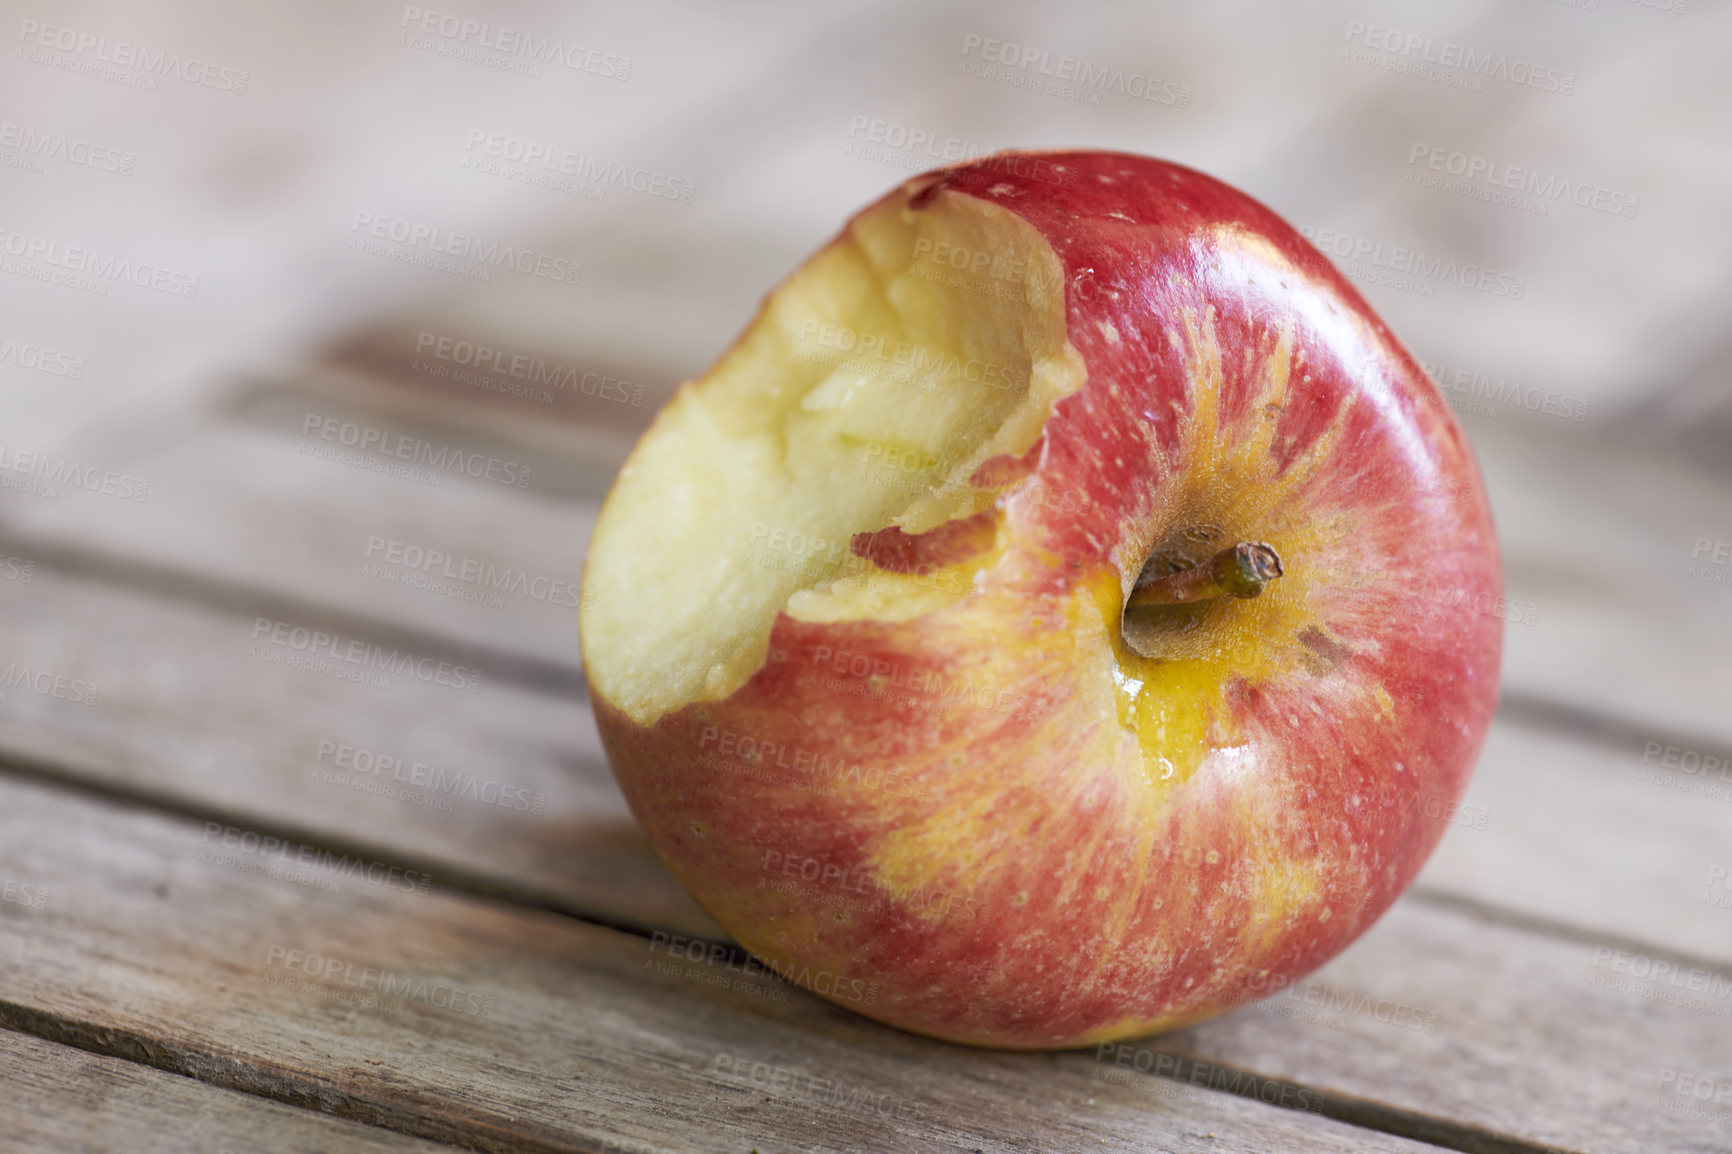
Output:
580,150,1501,1049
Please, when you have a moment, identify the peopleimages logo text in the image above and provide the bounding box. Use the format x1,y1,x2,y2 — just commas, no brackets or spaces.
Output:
349,211,580,286
16,19,250,92
265,944,497,1017
960,34,1191,107
0,338,83,379
1343,21,1575,94
399,7,630,79
364,535,579,607
1406,144,1639,219
314,740,546,814
0,445,148,500
1297,225,1525,299
413,331,642,405
0,226,199,297
300,413,532,488
0,122,134,174
249,617,481,692
463,131,691,202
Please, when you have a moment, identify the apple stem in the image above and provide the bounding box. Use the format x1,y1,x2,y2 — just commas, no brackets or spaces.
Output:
1126,542,1284,609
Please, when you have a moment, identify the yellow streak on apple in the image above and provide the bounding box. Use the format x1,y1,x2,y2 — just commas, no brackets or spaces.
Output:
867,307,1360,983
1112,307,1356,785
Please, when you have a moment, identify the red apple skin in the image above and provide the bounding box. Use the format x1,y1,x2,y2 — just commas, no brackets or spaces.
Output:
586,151,1502,1050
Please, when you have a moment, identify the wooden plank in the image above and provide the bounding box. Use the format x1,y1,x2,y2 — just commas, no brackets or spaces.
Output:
1153,897,1732,1154
1415,718,1732,971
0,1028,465,1153
3,568,1727,1147
1,390,1727,1148
2,537,1726,978
0,774,1442,1154
308,338,660,468
0,406,599,688
6,367,1731,754
0,562,722,940
6,540,1725,963
1471,415,1732,749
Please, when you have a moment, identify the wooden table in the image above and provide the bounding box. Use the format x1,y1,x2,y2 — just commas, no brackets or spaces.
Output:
3,3,1731,1146
0,336,1728,1153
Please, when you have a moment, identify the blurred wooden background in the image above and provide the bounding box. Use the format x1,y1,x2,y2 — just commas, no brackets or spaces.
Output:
0,1,1728,1151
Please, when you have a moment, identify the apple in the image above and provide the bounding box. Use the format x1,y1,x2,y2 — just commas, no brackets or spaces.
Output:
579,150,1501,1049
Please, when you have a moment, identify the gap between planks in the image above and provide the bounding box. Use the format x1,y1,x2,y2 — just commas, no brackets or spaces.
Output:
0,555,1724,1147
0,1026,472,1154
0,528,586,699
0,774,1476,1154
0,995,1587,1154
4,526,1727,811
0,749,1653,1154
5,719,1727,1001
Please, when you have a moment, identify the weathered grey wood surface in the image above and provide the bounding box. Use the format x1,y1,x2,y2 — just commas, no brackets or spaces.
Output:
2,2,1729,1145
8,387,1732,752
1167,899,1732,1154
1416,720,1732,971
1476,417,1732,751
0,410,598,691
2,528,1724,971
5,412,1722,986
0,776,1447,1154
0,1028,467,1153
1,399,1730,1149
2,557,1729,1149
0,563,722,940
